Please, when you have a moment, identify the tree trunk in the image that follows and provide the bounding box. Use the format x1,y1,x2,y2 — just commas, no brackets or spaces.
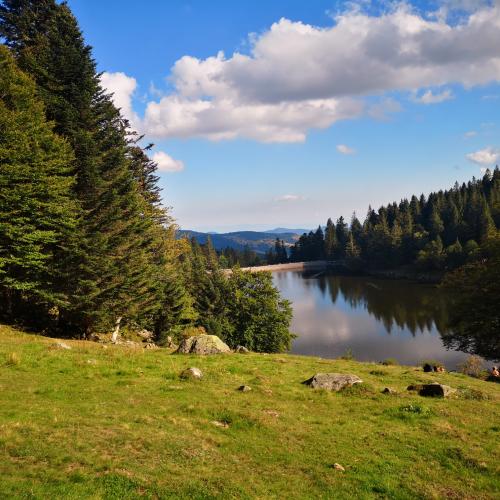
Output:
111,316,122,343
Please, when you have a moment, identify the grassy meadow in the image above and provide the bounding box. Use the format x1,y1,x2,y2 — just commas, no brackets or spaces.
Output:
0,324,499,499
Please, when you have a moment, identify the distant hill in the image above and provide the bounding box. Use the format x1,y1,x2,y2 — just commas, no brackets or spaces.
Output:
264,227,311,235
177,229,300,254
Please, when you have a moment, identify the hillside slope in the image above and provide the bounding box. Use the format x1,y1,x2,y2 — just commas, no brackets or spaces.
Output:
177,230,300,253
0,325,499,499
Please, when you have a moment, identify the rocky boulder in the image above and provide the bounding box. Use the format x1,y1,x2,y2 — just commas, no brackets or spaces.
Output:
54,341,71,350
137,329,154,341
180,367,203,380
176,335,231,355
235,345,250,354
419,383,455,398
303,373,363,391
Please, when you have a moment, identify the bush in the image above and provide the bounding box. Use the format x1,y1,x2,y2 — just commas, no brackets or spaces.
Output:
339,348,354,360
220,270,294,353
458,355,484,378
382,358,399,366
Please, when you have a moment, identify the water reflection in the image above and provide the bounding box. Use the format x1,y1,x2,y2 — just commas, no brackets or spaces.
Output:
273,272,469,369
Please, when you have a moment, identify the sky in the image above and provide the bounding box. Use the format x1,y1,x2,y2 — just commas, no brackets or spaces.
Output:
67,0,500,232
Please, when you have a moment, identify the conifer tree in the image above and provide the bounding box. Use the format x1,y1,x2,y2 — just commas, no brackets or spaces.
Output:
0,0,174,335
0,45,77,320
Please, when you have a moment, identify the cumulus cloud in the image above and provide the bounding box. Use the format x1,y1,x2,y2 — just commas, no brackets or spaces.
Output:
101,72,140,129
337,144,356,155
106,2,500,143
466,147,500,165
152,151,185,172
414,89,454,104
276,194,304,202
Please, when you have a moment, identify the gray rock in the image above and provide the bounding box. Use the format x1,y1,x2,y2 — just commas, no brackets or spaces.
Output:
54,341,71,350
180,367,203,380
382,387,396,395
332,463,345,472
176,335,231,355
165,336,178,349
238,385,252,392
407,384,424,391
303,373,363,391
419,383,456,398
235,345,250,353
137,329,154,341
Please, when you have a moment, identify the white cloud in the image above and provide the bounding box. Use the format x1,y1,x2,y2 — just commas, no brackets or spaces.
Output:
414,89,454,104
276,194,304,202
100,72,140,129
152,151,185,172
105,2,500,143
466,147,500,165
463,130,477,138
337,144,356,155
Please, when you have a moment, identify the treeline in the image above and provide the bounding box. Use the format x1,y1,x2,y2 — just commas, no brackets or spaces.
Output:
289,171,500,272
0,0,292,351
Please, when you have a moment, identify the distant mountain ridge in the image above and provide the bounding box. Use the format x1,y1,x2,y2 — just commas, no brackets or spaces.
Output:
177,229,302,254
264,227,311,235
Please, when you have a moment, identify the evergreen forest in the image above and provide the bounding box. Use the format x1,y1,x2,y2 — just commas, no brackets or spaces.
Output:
0,0,292,352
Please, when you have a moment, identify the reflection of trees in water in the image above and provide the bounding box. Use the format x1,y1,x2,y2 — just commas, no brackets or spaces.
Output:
315,275,451,336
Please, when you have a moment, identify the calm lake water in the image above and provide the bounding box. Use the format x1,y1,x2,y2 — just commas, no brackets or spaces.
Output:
273,271,469,369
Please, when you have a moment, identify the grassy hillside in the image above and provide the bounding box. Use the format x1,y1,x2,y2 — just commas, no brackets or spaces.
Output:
0,324,499,499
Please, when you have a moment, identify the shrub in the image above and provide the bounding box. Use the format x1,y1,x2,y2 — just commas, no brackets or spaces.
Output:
459,355,484,378
339,348,354,361
382,358,399,366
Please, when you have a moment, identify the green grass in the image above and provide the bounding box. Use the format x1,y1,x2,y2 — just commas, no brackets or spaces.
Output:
0,324,499,499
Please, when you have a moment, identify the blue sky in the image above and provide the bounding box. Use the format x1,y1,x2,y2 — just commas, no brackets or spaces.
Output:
67,0,500,232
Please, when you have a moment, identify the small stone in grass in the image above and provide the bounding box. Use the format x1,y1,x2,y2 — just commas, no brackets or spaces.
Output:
238,385,252,392
54,342,71,350
332,463,345,472
211,420,229,428
382,387,396,394
180,367,203,380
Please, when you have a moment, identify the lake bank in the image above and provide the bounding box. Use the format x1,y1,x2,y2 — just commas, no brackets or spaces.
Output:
0,324,498,499
225,261,444,284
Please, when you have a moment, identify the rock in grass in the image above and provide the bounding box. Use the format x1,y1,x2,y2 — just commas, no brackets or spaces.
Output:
54,341,71,350
407,384,423,391
176,335,231,355
419,383,455,398
180,367,203,380
235,345,250,354
303,373,362,391
332,463,345,472
238,385,251,392
382,387,396,395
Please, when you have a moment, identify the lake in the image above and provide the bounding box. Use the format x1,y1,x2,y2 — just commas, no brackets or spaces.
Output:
273,271,469,369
